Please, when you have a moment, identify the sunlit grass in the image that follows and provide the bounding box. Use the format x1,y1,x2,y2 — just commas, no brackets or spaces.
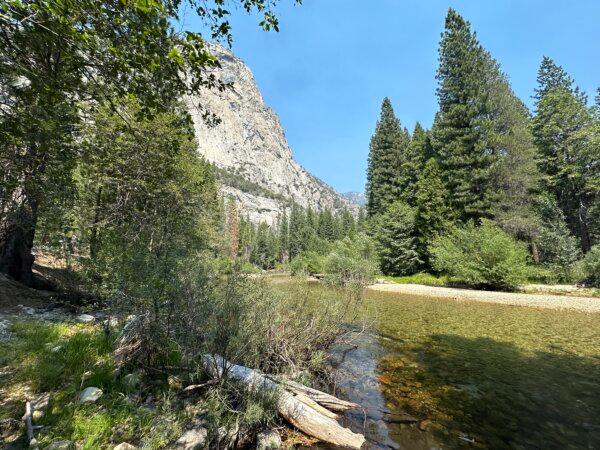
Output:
0,321,184,448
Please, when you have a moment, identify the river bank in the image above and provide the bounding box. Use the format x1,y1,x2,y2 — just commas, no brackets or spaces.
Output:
368,282,600,312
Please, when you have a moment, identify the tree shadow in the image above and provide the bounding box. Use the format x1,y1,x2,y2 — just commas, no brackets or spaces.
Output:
378,333,600,448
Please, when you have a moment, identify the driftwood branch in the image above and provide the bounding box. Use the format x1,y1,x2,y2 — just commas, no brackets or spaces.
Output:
22,399,38,448
202,354,365,449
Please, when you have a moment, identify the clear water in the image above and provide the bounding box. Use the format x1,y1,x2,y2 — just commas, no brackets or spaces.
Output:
310,288,600,449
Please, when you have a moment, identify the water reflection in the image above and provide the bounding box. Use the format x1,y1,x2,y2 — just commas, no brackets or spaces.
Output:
321,330,445,450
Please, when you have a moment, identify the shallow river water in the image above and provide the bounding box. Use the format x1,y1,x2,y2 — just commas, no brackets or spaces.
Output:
302,286,600,449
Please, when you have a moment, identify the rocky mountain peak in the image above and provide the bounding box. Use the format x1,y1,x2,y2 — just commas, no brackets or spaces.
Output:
187,43,359,225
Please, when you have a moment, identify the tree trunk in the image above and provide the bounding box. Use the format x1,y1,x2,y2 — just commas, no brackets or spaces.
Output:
0,190,38,287
578,202,592,253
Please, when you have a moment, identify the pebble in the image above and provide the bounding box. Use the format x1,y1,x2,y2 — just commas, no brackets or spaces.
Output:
114,443,137,450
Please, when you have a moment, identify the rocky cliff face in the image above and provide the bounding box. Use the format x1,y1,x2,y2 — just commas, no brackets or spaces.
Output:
187,43,358,225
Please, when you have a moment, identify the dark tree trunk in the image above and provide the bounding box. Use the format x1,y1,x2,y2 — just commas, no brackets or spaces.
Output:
579,203,592,254
0,192,38,286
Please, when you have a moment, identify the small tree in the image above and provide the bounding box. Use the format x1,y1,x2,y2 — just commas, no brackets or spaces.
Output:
372,201,421,276
430,220,530,290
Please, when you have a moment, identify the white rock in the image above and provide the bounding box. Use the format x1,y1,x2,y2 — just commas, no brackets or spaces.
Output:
79,387,103,403
113,443,137,450
76,314,95,323
175,427,208,450
46,440,75,450
187,43,359,225
256,429,282,450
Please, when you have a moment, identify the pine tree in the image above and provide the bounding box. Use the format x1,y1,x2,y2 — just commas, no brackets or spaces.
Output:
397,122,431,205
226,199,239,258
414,158,455,266
288,203,306,259
483,55,540,240
365,98,409,217
372,201,421,275
339,208,356,238
534,56,586,105
431,8,493,222
317,209,338,242
277,210,289,263
533,58,596,252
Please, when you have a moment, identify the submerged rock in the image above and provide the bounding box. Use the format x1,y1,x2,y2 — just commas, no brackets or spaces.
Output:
79,387,103,403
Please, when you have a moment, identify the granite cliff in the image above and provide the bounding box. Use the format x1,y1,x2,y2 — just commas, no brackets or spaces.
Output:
187,43,358,225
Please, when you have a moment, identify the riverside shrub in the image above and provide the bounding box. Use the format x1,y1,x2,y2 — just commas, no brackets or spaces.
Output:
580,245,600,287
430,220,530,290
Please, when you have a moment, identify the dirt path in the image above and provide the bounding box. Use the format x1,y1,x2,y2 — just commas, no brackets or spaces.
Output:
367,283,600,313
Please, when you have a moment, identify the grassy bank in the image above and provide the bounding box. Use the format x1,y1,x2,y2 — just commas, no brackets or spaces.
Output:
0,321,186,448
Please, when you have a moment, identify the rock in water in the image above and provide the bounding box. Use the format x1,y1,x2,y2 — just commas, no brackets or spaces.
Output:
175,427,208,450
187,43,359,225
79,387,103,403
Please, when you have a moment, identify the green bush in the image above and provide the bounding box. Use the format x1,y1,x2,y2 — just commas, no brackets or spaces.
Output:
323,233,379,287
430,220,530,290
580,245,600,287
289,251,325,275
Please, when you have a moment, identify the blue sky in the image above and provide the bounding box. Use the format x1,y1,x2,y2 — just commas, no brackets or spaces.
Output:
184,1,600,193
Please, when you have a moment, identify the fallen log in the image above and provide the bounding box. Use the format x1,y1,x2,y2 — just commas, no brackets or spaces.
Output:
294,392,339,420
202,355,365,449
268,377,359,412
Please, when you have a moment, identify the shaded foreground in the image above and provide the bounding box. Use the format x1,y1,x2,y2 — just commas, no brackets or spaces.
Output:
281,281,600,449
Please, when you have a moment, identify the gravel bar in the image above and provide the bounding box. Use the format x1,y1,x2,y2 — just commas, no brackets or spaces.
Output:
367,283,600,313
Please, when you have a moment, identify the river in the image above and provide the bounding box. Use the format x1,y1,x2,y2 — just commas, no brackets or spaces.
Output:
302,285,600,449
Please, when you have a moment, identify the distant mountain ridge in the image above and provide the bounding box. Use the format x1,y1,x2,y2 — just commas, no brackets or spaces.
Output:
187,43,358,225
343,192,366,207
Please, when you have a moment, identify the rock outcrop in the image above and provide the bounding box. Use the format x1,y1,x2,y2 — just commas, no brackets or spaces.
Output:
187,43,358,225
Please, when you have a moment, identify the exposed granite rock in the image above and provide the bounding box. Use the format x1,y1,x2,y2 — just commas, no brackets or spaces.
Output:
188,43,359,225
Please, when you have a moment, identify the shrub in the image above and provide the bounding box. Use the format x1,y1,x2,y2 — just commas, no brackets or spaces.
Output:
580,245,600,287
430,220,530,290
323,233,379,288
289,251,325,275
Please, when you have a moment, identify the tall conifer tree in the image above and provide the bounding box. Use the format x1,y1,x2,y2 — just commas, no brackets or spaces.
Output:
366,98,408,217
431,9,493,222
533,58,597,252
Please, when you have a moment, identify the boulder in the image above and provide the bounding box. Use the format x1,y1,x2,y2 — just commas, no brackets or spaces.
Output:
256,429,281,450
175,427,208,450
76,314,95,323
79,387,103,403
